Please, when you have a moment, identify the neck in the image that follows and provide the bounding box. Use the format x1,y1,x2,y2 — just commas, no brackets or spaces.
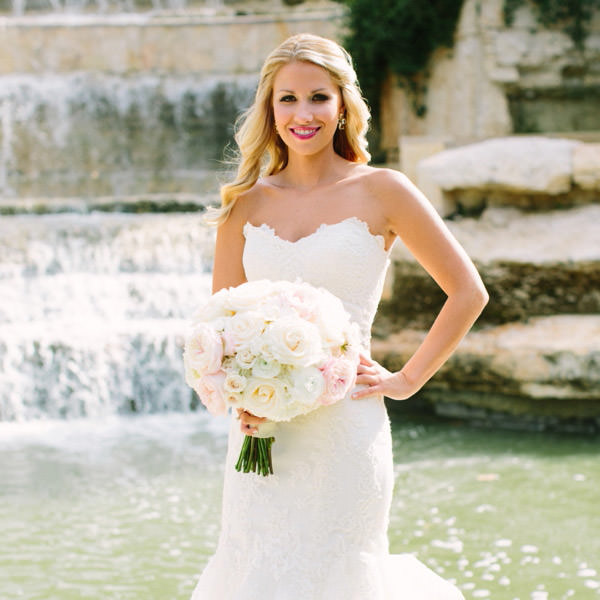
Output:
280,147,345,190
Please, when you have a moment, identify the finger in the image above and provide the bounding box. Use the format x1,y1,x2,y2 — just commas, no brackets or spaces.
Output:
241,422,257,435
359,354,373,366
351,385,381,399
356,371,382,383
240,413,266,426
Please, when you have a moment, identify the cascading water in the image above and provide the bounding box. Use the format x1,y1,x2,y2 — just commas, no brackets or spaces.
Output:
0,211,215,420
0,73,255,198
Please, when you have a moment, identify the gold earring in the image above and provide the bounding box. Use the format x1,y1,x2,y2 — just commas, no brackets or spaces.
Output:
338,114,346,130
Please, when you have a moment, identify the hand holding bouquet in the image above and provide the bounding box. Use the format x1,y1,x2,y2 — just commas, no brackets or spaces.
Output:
183,279,360,476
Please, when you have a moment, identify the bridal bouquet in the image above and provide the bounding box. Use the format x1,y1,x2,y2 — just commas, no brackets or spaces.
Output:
183,279,360,476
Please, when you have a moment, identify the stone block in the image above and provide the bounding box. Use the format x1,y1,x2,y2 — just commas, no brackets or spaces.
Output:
573,143,600,190
378,205,600,329
372,315,600,412
416,136,580,195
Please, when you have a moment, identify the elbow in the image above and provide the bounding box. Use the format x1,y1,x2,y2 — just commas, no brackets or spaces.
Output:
476,282,489,308
453,281,488,315
469,281,489,314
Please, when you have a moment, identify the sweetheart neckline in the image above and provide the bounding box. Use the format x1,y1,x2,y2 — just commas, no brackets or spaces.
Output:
243,216,391,255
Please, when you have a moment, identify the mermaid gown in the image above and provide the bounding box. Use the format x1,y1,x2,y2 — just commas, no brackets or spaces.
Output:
191,216,464,600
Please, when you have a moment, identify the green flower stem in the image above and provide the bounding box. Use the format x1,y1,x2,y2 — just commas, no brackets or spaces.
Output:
235,436,276,476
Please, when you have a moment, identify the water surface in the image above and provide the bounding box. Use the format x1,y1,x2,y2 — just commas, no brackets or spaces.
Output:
1,413,598,600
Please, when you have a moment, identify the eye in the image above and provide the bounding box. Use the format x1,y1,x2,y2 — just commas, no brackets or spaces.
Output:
312,93,329,102
279,95,296,103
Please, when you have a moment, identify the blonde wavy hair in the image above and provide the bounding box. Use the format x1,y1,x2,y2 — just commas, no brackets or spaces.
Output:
206,33,371,225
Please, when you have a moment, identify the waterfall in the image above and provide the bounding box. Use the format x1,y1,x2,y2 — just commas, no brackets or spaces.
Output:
0,212,215,420
0,73,256,198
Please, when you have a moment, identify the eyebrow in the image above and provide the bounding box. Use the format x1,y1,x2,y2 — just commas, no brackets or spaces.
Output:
277,88,328,94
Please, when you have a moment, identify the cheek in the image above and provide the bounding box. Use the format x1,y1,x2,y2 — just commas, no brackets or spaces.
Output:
273,104,292,123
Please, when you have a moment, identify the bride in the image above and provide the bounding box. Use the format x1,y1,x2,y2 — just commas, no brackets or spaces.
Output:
191,33,488,599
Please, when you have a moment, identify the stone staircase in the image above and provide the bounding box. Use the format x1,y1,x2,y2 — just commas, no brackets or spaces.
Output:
373,136,600,432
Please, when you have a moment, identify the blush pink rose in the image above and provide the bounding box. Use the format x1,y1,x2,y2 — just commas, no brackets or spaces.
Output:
185,323,223,376
195,371,227,416
319,357,357,405
221,330,237,356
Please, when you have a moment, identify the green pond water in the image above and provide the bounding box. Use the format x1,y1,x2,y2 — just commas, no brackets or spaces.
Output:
1,412,598,600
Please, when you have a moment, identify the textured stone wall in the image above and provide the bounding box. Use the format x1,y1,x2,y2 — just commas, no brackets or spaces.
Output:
374,137,600,431
0,6,344,198
381,0,600,155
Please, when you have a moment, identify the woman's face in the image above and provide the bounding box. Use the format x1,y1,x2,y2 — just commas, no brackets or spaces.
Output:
272,61,343,158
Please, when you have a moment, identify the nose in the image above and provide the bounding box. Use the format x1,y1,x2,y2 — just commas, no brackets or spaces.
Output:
294,101,313,124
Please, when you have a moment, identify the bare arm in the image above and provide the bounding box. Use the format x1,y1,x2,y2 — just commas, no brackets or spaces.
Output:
354,169,489,400
211,203,248,293
210,196,267,433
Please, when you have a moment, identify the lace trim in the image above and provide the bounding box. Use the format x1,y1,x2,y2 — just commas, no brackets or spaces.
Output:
243,216,390,256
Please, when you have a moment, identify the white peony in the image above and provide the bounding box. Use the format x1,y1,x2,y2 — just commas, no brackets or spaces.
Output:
289,366,326,407
312,291,350,347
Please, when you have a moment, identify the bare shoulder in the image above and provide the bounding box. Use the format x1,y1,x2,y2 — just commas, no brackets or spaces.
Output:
222,179,269,232
358,166,441,237
361,166,415,200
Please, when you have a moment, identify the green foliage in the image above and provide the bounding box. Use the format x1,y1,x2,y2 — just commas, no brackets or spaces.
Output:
503,0,600,49
335,0,463,122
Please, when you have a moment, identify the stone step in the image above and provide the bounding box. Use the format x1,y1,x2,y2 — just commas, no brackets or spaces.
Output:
371,315,600,427
413,136,600,215
377,204,600,328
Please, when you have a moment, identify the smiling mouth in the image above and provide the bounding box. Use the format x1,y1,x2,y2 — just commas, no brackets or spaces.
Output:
290,127,320,139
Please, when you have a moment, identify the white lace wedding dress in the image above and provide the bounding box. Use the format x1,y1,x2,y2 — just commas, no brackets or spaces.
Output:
191,217,464,600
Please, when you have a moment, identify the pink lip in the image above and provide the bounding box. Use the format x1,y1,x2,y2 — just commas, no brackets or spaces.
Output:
290,127,320,140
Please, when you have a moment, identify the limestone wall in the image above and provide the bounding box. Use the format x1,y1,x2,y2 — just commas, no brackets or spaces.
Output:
0,6,344,198
381,0,600,156
374,136,600,431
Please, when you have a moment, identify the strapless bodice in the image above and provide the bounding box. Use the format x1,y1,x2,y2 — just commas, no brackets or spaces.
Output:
242,216,392,350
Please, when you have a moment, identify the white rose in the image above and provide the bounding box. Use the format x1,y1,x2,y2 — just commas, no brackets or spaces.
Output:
264,317,324,368
192,288,232,322
235,346,257,370
242,377,289,420
224,390,243,407
183,323,223,376
226,280,273,312
224,311,265,349
224,372,247,394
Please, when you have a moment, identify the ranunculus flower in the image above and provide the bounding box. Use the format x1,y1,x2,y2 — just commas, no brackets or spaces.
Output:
195,371,227,416
252,356,281,379
184,323,223,376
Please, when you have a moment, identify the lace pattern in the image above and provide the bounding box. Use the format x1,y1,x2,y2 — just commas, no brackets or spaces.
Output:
190,218,465,600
